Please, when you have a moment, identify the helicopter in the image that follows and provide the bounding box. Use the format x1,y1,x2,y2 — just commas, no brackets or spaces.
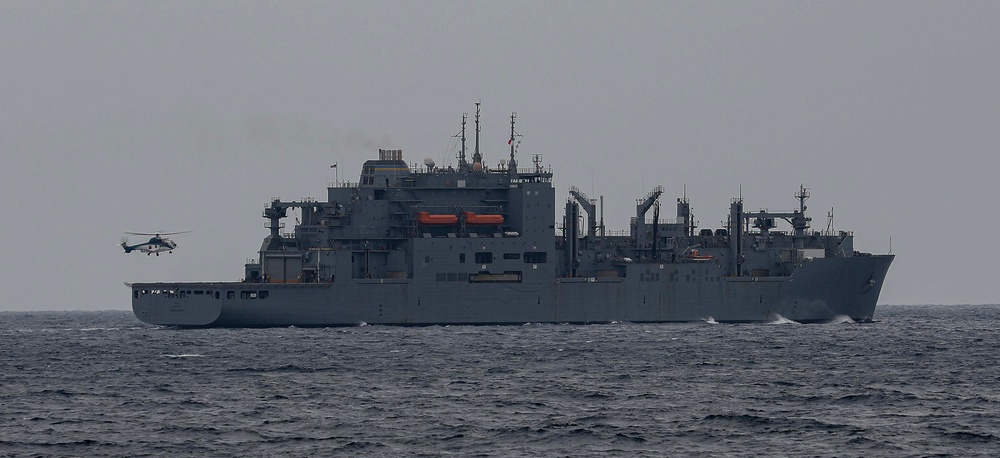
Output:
121,231,190,256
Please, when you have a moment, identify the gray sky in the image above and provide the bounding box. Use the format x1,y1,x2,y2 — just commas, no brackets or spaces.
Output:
2,1,998,311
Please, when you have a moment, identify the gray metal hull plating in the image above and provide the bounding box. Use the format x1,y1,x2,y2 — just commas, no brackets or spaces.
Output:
131,254,892,327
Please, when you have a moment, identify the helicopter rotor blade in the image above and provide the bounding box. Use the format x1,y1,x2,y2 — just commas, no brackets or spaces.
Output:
125,231,191,236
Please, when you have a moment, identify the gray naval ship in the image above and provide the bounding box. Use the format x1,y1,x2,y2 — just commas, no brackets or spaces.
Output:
130,108,893,327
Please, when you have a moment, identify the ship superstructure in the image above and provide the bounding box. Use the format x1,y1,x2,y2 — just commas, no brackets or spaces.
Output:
131,108,892,327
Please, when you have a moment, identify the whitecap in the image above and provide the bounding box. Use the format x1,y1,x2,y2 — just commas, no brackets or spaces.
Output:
828,315,856,324
769,314,800,325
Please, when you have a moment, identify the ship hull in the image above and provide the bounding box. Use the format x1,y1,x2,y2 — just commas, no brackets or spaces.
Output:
131,254,893,327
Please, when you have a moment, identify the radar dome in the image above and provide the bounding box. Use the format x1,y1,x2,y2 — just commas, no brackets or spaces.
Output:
424,157,435,168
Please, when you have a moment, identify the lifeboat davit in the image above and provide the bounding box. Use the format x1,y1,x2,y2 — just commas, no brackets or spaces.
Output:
463,212,504,225
417,212,458,225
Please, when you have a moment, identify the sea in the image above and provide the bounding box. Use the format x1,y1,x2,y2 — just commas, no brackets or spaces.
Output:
1,304,998,457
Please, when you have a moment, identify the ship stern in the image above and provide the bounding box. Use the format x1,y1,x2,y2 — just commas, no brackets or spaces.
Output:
130,283,222,326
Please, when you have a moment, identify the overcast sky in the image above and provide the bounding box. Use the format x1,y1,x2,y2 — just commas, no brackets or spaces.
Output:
2,1,998,311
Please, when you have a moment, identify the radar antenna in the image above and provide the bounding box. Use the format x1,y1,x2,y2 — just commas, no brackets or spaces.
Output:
532,153,543,173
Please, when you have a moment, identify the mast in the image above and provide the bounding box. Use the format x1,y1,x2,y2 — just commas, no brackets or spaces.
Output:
793,184,811,248
456,113,468,170
472,101,482,166
797,184,810,214
508,112,518,174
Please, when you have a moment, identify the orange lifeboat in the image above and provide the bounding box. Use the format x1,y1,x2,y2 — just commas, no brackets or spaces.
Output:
416,212,458,225
463,212,504,225
688,249,714,261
